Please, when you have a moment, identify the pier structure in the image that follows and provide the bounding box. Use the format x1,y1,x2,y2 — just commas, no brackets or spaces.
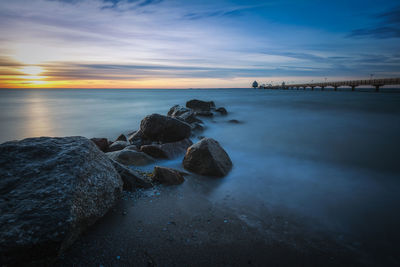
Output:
259,78,400,92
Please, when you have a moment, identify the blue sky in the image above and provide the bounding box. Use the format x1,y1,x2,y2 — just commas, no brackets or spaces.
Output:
0,0,399,88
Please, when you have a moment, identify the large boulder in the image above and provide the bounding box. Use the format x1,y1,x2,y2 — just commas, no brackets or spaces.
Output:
140,113,191,143
110,160,153,190
0,136,123,265
183,138,232,177
140,138,193,159
186,99,215,112
90,137,109,152
153,166,184,185
106,150,155,166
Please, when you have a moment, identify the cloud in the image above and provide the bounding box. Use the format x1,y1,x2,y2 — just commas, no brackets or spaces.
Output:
348,6,400,39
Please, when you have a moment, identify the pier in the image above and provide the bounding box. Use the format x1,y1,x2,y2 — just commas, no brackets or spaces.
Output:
259,78,400,92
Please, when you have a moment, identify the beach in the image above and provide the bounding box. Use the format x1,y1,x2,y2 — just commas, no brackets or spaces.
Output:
1,88,400,266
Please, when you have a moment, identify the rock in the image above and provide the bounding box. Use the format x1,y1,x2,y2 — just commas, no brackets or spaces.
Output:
191,122,204,132
167,105,202,124
216,107,228,115
128,130,142,143
124,145,139,151
106,149,155,166
183,138,232,177
140,138,193,159
90,137,109,152
110,160,153,190
108,140,129,152
186,99,214,112
228,119,242,124
153,166,184,185
115,134,127,142
140,113,191,143
0,136,123,265
194,111,214,117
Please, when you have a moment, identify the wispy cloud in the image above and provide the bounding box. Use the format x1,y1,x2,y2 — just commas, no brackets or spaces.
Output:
348,6,400,39
0,0,399,88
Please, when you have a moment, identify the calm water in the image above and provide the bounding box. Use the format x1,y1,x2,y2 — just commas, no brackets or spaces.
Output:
1,88,400,261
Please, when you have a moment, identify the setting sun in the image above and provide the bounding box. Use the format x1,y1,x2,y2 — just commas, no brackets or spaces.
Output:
19,66,43,76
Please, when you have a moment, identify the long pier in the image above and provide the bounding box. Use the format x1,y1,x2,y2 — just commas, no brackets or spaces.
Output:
260,78,400,92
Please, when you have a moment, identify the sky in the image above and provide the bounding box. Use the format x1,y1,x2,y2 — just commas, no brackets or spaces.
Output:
0,0,399,88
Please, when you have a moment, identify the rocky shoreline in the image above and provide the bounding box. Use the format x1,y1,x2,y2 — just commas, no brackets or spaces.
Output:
0,99,235,265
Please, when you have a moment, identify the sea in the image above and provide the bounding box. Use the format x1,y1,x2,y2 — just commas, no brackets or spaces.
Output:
1,88,400,264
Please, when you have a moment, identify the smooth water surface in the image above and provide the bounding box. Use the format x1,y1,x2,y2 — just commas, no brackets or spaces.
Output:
1,88,400,261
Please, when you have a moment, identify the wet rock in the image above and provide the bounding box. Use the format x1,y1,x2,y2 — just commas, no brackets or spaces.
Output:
140,138,193,159
167,105,201,124
153,166,184,185
110,160,153,190
183,138,232,177
140,113,191,143
128,130,142,143
191,122,204,132
90,137,109,152
216,107,228,115
106,150,155,166
108,140,129,152
0,136,123,265
186,99,214,112
194,111,214,117
124,145,139,151
115,134,127,142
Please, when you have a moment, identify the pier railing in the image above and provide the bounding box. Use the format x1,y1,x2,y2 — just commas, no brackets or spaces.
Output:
260,78,400,92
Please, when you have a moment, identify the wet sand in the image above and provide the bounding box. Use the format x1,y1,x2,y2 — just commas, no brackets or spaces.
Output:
59,175,365,267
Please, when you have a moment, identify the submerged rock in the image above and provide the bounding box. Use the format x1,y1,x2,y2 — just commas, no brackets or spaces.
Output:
90,137,109,152
216,107,228,115
110,160,153,190
194,111,214,117
153,166,184,185
140,138,193,159
108,140,129,152
0,136,123,265
106,149,155,166
140,113,191,143
228,119,242,124
115,134,127,142
183,138,232,177
186,99,214,112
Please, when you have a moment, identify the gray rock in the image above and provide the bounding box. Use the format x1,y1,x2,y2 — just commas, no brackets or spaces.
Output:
140,138,193,159
108,140,129,152
153,166,184,185
124,145,139,151
216,107,228,115
110,160,153,190
115,134,127,142
167,105,202,124
0,136,123,265
194,111,214,117
140,113,191,143
106,149,155,166
90,137,109,152
228,119,242,124
128,130,141,143
183,138,232,177
186,99,215,112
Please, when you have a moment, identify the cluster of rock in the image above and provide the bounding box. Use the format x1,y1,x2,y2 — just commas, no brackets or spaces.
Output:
0,99,233,265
